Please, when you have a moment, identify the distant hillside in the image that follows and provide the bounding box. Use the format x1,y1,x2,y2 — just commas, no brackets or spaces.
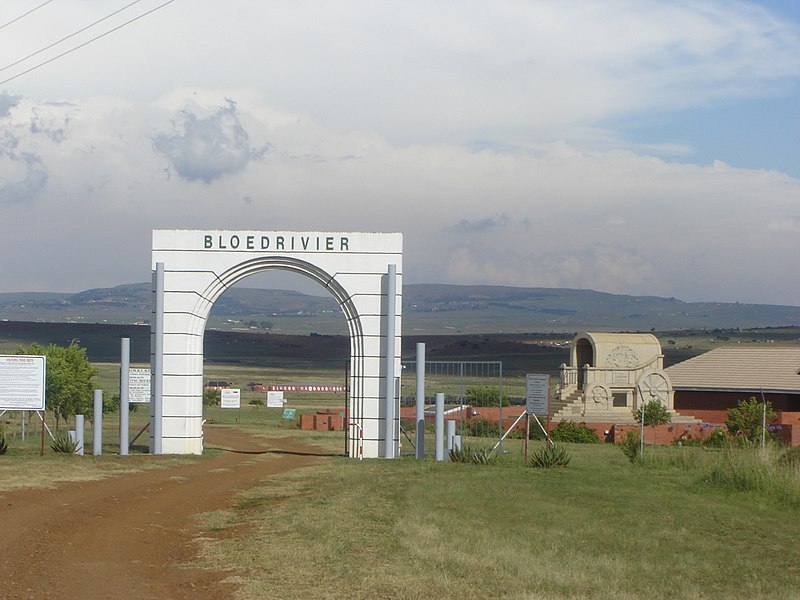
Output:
1,282,798,334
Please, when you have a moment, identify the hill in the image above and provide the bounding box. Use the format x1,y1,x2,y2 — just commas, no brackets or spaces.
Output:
1,282,798,334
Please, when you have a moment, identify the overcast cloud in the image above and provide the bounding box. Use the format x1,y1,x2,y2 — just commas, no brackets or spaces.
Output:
0,1,798,305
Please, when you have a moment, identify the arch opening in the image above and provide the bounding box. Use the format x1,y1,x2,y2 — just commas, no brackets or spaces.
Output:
202,264,352,452
575,337,594,390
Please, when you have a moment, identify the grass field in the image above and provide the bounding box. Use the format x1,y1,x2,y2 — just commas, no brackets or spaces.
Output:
3,358,800,598
2,316,799,597
190,434,800,600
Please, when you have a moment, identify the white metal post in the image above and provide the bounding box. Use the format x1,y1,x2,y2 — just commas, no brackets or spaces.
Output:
446,419,456,462
93,390,103,456
153,262,164,455
75,414,84,456
384,263,397,459
120,337,130,456
435,392,444,462
415,342,425,460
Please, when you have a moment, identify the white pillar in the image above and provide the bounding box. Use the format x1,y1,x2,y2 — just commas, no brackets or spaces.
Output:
152,263,164,455
93,390,103,456
435,392,445,462
384,263,397,459
119,337,130,456
415,343,426,459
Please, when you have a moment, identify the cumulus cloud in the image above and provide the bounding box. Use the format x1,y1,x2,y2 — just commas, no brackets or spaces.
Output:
0,92,20,117
0,128,48,203
152,100,269,183
0,1,798,305
0,151,48,203
1,89,797,303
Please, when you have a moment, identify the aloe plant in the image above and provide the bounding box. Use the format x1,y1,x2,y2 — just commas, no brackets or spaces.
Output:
50,432,78,454
448,445,497,465
530,443,571,468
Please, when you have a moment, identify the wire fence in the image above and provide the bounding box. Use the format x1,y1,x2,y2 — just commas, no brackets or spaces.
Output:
400,360,504,455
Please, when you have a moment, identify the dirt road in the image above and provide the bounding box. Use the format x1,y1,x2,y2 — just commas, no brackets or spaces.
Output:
0,427,327,600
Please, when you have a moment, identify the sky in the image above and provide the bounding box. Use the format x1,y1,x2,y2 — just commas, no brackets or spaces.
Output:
0,0,798,306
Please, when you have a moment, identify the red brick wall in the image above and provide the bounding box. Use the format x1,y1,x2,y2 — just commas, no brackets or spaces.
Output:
298,412,344,431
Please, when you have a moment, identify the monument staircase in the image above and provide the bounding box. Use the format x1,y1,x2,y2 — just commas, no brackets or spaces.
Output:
551,390,700,424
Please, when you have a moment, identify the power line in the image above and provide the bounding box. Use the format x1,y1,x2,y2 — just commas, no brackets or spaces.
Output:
0,0,177,87
0,0,146,75
0,0,57,32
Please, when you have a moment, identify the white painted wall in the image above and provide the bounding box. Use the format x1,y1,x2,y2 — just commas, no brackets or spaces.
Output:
151,230,402,457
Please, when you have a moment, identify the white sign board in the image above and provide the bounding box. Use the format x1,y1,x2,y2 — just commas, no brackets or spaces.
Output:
0,355,46,410
220,388,241,409
525,373,550,415
129,368,151,403
266,391,285,408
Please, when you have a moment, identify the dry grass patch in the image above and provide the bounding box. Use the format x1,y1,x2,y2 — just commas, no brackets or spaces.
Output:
0,452,197,492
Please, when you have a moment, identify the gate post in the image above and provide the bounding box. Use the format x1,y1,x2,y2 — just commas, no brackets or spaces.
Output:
415,343,425,459
384,263,397,459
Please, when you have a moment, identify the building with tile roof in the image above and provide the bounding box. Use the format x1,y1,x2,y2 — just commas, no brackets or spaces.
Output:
665,347,800,431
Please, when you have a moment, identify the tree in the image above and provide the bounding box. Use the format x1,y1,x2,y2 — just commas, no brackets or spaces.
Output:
634,399,672,447
17,343,97,429
203,388,221,406
725,396,776,445
465,385,510,407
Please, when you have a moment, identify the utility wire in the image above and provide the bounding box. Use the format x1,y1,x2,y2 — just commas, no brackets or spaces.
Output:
0,0,57,32
0,0,146,75
0,0,177,87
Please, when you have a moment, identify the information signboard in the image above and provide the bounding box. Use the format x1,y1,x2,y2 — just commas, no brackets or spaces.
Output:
0,355,46,410
525,373,550,415
266,391,285,408
129,368,151,404
220,388,241,409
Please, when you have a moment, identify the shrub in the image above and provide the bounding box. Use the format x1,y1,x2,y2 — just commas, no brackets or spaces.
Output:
466,385,510,407
467,419,501,438
703,428,728,448
620,431,641,463
726,397,776,444
529,443,571,468
203,389,221,406
634,400,672,427
50,431,78,454
17,342,97,429
778,446,800,468
528,423,546,441
551,421,599,443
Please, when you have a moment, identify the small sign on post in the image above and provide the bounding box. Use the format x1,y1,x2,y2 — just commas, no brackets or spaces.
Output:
0,355,46,410
220,389,241,409
525,374,550,415
525,373,553,450
128,368,151,404
266,391,285,408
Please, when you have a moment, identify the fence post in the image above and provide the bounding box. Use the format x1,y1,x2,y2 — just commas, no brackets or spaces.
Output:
435,393,444,461
93,390,103,456
415,343,426,459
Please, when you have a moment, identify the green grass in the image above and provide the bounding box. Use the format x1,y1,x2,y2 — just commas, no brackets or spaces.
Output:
190,441,800,600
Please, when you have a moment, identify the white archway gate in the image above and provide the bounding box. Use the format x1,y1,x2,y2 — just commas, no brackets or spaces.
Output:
150,230,402,458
